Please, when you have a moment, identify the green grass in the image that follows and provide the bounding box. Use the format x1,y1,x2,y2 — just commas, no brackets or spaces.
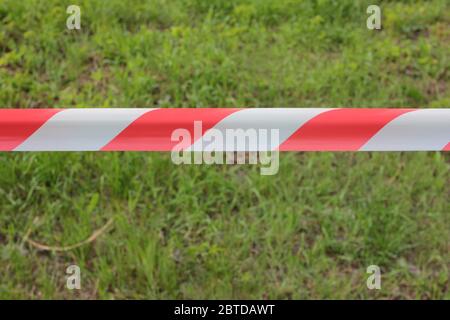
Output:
0,0,449,299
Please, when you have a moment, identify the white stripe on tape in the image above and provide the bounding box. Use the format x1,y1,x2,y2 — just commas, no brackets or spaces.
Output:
15,108,154,151
360,109,450,151
186,108,331,151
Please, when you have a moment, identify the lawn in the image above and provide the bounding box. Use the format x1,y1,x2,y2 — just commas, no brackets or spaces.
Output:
0,0,449,299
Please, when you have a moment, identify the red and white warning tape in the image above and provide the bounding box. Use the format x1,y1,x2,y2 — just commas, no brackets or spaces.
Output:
0,108,449,151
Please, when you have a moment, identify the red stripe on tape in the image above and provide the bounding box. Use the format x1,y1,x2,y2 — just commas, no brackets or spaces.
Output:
102,108,241,151
0,109,61,151
279,108,413,151
443,142,450,151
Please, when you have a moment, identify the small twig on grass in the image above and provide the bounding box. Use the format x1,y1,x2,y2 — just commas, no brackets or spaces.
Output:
25,218,114,252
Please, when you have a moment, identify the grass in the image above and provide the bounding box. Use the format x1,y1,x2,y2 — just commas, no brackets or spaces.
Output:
0,0,449,299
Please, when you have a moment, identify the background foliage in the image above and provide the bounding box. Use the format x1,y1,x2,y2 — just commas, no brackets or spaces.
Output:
0,0,448,299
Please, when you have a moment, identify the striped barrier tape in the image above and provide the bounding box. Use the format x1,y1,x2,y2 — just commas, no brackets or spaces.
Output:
0,108,449,151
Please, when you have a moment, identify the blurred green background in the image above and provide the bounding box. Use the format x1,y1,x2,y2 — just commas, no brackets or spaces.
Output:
0,0,448,299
